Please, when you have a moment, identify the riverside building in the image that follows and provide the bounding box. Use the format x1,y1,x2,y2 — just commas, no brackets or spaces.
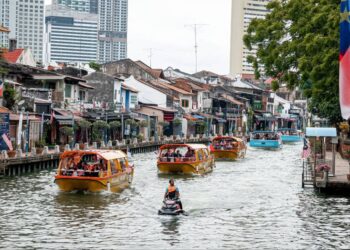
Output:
44,5,98,65
0,0,45,63
52,0,98,14
230,0,271,77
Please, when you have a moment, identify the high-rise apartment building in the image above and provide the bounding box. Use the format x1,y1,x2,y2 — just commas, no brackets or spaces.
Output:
0,0,44,63
98,0,128,63
44,5,98,65
0,0,10,48
53,0,98,14
230,0,271,76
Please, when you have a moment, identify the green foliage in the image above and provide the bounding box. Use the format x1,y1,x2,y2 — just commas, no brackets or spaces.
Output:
78,119,92,129
271,80,280,92
125,119,138,128
158,121,170,127
59,126,74,136
187,120,196,126
89,61,101,71
196,120,207,134
3,83,17,110
35,139,46,148
92,120,109,141
244,0,341,124
109,121,121,129
173,118,182,126
139,120,148,128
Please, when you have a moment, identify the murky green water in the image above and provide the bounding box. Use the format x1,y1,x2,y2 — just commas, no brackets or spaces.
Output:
1,144,350,249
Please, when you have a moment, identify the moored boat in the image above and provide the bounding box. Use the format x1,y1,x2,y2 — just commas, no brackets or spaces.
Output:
278,128,303,143
210,136,247,160
249,131,282,149
157,144,215,175
55,150,134,192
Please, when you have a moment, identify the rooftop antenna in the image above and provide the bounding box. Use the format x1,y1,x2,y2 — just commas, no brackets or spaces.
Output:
148,48,154,67
185,23,208,73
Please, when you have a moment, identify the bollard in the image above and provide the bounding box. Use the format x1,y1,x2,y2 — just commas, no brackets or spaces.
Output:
54,145,60,154
65,144,71,151
101,141,106,148
16,149,23,158
132,138,138,145
1,150,8,159
84,143,89,150
31,147,36,156
75,143,80,150
108,140,113,147
92,142,97,149
43,146,49,155
115,140,120,147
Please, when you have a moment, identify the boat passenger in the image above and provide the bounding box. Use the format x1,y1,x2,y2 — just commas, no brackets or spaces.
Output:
164,179,182,210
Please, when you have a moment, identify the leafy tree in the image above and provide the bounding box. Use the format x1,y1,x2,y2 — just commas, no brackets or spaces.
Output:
92,120,109,142
78,119,92,143
89,61,101,71
3,83,17,110
109,121,121,140
244,0,341,124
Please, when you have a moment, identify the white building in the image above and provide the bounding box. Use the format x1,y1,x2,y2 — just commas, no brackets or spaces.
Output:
123,76,167,108
230,0,272,76
0,0,45,63
98,0,128,63
44,5,98,65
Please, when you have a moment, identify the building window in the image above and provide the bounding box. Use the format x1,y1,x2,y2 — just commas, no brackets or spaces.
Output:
181,99,189,108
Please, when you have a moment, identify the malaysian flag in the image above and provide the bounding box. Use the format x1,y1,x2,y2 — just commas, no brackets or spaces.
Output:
301,138,311,159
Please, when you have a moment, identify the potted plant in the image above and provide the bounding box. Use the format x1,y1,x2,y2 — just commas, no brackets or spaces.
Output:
137,134,144,143
173,118,182,127
139,120,148,128
7,148,16,158
60,126,74,145
109,121,121,140
315,163,331,179
35,139,46,155
92,120,110,143
78,119,92,143
339,121,349,139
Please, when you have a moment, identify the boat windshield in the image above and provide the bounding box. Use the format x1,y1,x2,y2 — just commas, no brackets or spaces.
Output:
251,132,279,140
159,146,196,163
278,129,298,135
212,138,238,150
59,153,108,177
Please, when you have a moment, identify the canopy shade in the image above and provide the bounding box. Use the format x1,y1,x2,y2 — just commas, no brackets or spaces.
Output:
306,127,337,137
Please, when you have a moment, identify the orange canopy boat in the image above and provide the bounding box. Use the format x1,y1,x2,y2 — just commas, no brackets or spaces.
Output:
210,136,247,160
55,150,134,192
157,144,215,175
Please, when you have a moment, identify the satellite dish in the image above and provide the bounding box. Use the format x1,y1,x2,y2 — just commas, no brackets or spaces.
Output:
18,100,25,106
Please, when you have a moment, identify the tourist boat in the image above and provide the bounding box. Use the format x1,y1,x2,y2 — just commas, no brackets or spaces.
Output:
278,128,303,143
55,150,134,192
209,136,247,160
157,144,215,174
249,131,282,149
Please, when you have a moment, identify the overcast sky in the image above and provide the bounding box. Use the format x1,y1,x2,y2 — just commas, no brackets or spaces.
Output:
45,0,232,75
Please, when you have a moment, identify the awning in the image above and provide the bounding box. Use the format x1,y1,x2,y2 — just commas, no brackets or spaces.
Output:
306,127,337,137
192,114,204,119
78,81,94,89
184,114,197,121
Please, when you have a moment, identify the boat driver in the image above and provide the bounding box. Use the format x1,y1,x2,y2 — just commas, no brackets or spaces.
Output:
164,179,183,209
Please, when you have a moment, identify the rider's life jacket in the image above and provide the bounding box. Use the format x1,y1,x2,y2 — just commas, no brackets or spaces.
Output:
167,185,177,199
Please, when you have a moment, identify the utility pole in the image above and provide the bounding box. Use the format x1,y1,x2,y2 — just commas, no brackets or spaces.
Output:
185,23,208,73
148,48,153,67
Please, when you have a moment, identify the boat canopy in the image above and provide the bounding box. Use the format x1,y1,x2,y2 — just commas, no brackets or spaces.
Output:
252,131,276,134
306,127,337,137
60,150,127,161
160,144,208,150
213,136,243,142
277,128,297,131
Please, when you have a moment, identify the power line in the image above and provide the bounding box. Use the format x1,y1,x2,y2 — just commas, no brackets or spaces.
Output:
185,23,208,73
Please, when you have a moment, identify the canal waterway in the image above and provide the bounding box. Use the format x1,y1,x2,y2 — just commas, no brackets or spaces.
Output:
1,143,350,249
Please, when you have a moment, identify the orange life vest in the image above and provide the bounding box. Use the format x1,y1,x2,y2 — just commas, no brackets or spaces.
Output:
168,185,177,193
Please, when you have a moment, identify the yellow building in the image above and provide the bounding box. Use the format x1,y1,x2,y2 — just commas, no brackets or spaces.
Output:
230,0,272,77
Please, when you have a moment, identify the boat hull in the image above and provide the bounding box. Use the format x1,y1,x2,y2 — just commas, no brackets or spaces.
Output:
157,159,214,175
211,150,245,161
249,139,282,149
55,172,133,192
281,135,302,143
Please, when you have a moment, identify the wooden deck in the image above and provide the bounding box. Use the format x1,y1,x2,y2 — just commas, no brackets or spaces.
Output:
315,151,350,191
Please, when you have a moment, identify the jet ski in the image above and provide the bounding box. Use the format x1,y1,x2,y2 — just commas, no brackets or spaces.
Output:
158,198,184,216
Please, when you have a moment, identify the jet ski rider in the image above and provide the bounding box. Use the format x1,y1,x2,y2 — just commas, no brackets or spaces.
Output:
164,178,183,210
